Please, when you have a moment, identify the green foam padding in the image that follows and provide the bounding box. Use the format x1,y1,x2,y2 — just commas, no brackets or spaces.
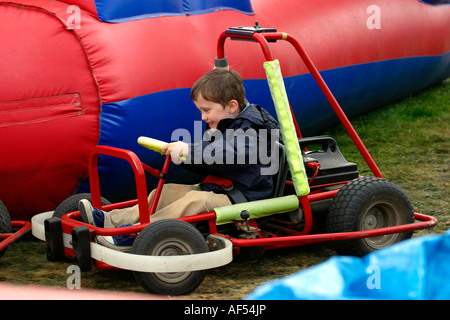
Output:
264,59,310,196
214,195,299,224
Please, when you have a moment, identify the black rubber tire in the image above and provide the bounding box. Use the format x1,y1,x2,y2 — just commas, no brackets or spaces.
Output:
0,200,12,258
326,177,414,257
131,219,208,296
53,193,111,218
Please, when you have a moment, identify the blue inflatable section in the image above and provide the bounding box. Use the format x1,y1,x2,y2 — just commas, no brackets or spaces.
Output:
246,229,450,300
78,53,450,202
94,0,254,22
420,0,450,5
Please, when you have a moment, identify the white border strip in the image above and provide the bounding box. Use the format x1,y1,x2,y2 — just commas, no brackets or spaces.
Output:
90,237,232,272
31,211,233,273
31,211,53,241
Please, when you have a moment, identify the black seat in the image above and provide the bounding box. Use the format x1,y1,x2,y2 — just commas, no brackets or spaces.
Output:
272,141,288,197
299,136,359,186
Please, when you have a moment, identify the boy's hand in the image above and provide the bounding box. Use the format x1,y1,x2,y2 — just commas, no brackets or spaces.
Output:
162,141,189,164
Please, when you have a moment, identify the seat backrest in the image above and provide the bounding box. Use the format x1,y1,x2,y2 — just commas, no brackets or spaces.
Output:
272,141,288,198
299,136,359,186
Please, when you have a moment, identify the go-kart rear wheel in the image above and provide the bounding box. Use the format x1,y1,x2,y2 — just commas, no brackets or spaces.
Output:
53,193,111,218
0,200,12,258
131,219,208,296
326,177,414,257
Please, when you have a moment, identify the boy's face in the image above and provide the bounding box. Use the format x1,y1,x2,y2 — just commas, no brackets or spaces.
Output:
193,93,239,131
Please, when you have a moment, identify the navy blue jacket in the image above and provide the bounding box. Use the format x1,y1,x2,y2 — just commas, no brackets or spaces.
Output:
183,103,280,202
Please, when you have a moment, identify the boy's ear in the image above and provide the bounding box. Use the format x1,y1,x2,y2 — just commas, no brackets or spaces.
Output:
227,99,240,114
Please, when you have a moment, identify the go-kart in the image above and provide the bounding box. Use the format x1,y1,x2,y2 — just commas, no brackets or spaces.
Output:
31,26,437,296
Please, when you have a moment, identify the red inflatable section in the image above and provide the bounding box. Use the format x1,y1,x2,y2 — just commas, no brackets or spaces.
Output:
0,2,100,220
12,0,445,105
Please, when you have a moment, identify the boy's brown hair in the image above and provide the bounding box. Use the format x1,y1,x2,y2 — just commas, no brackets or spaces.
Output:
191,69,247,111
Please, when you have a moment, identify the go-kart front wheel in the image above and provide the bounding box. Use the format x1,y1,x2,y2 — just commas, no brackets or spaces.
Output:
131,219,209,296
326,177,414,257
53,193,111,218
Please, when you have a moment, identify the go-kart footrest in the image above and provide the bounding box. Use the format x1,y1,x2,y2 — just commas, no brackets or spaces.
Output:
72,226,92,272
44,217,65,262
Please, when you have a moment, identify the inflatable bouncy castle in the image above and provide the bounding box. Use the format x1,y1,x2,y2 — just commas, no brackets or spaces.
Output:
1,0,449,220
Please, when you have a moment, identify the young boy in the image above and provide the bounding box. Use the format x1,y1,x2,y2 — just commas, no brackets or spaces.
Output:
79,69,279,250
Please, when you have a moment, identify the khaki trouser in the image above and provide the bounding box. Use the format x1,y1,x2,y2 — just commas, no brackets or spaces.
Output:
103,184,232,228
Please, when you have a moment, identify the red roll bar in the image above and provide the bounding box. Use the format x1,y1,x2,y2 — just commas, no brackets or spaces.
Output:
217,29,383,178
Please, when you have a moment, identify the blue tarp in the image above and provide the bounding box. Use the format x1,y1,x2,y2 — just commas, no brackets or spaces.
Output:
246,229,450,300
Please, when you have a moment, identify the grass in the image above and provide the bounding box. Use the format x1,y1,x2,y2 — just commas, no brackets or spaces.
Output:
322,78,449,235
0,79,448,299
